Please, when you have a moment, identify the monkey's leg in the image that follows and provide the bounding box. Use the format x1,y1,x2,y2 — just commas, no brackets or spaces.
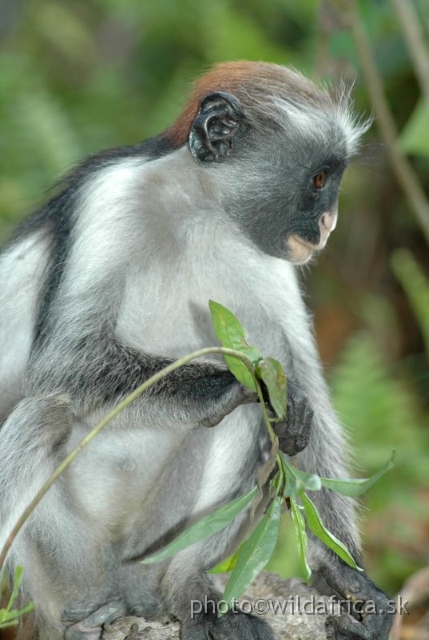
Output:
0,397,125,640
171,570,276,640
156,525,276,640
0,395,73,560
117,561,274,640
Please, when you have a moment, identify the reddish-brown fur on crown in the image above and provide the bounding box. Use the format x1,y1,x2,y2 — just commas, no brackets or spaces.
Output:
167,61,326,146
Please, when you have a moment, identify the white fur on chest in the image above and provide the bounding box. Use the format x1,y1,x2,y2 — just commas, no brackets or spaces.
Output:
116,218,305,366
61,149,309,369
67,421,187,527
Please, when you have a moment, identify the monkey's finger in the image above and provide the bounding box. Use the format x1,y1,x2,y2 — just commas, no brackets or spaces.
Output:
327,614,370,640
328,605,393,640
378,609,396,640
297,403,313,441
354,599,393,640
64,601,126,640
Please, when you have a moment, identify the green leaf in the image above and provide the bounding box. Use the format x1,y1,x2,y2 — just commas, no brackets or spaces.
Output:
290,497,311,581
281,455,322,493
209,300,261,391
399,99,429,159
0,617,19,629
320,451,396,497
256,357,287,419
271,470,282,492
0,602,34,628
283,466,300,498
301,493,361,570
6,566,23,612
208,544,244,574
0,569,34,629
222,497,282,607
142,486,258,564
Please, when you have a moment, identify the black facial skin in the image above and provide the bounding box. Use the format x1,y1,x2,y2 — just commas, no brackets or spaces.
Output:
224,138,348,261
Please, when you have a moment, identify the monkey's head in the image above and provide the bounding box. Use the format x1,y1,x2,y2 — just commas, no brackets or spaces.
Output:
168,62,369,265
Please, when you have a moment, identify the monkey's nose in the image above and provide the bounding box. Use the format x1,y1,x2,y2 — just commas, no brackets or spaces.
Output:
320,210,337,232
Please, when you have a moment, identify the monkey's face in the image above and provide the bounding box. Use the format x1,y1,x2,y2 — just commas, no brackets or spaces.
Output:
218,138,348,265
187,89,357,264
278,138,347,264
281,159,343,265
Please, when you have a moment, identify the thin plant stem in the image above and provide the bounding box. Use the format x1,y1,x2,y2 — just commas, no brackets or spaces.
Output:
389,0,429,105
347,0,429,245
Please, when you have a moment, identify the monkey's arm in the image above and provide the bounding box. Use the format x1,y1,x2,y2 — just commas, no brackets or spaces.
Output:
27,331,254,430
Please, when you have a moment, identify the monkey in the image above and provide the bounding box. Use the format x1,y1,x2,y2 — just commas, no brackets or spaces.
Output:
0,61,393,640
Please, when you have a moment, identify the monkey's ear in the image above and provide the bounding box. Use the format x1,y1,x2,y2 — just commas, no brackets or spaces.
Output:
189,92,244,165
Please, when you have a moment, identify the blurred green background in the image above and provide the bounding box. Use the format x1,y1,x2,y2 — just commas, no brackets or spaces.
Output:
0,0,428,599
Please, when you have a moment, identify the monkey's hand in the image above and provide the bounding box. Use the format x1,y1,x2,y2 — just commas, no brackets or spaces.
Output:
199,372,257,428
272,381,313,456
312,559,394,640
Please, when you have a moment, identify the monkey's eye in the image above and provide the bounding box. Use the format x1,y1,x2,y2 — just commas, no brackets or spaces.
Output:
313,170,327,189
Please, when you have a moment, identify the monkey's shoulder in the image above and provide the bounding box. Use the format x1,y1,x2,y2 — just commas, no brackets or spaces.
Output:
6,133,175,242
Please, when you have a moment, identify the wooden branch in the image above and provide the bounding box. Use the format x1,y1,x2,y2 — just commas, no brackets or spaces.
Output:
389,0,429,105
101,574,335,640
347,0,429,246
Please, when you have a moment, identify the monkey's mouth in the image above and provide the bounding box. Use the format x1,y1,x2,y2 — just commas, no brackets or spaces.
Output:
285,234,321,265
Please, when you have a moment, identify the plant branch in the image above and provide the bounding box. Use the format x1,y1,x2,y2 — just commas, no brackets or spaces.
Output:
0,346,255,574
389,0,429,105
346,0,429,246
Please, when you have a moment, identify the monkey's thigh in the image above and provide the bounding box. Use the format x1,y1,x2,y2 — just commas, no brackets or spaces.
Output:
117,406,273,637
0,403,125,640
11,478,125,640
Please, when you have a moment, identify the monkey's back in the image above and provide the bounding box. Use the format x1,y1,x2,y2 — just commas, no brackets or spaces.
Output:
0,230,50,421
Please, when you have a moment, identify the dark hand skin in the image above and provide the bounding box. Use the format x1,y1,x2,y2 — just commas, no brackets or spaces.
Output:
212,376,313,458
272,380,314,456
313,558,394,640
198,373,257,428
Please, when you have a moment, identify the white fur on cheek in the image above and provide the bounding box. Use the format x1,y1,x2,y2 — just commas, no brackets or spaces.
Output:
285,235,314,265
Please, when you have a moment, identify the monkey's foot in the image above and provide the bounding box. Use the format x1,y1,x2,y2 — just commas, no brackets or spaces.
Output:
64,602,126,640
313,561,394,640
182,610,275,640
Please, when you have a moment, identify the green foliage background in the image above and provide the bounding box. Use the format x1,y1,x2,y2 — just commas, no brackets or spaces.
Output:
0,0,428,595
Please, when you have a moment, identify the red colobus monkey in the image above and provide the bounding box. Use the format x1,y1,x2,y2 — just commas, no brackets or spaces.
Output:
0,61,392,640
